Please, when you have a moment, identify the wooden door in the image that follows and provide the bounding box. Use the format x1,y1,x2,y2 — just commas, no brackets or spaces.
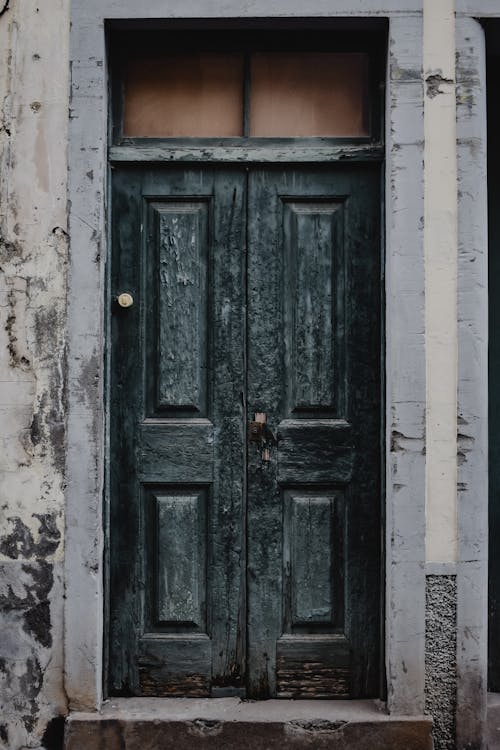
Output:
109,165,381,699
246,167,381,698
109,167,247,697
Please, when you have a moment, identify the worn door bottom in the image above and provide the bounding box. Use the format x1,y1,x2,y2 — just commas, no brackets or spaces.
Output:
64,698,432,750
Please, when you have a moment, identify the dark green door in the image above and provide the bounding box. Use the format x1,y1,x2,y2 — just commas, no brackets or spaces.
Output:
109,165,381,699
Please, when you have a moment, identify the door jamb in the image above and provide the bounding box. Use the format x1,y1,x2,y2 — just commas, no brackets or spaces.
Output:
66,6,426,718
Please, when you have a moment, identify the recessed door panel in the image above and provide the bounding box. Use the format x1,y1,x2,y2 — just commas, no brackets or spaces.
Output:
283,199,345,414
155,490,207,628
149,200,209,414
286,491,336,626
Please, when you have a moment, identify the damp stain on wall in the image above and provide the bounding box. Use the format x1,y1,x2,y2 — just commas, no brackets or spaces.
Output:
0,0,70,748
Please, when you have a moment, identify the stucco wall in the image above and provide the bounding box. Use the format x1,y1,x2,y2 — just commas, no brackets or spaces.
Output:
0,1,492,749
0,1,69,748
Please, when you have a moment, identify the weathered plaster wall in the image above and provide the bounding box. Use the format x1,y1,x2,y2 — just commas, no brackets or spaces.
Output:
0,1,491,750
0,1,69,748
455,13,488,750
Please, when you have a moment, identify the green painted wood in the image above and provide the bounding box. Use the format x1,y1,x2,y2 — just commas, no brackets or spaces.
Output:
247,167,381,699
110,164,381,700
288,494,334,625
110,167,246,696
276,635,351,699
156,492,206,626
137,422,213,483
283,201,341,411
154,201,208,412
109,142,385,164
277,420,354,483
137,635,212,697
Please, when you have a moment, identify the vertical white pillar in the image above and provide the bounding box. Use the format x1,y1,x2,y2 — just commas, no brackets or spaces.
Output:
424,0,458,564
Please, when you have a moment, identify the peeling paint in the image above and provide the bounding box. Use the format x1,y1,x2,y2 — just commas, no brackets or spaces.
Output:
0,0,69,747
425,72,454,98
0,515,60,560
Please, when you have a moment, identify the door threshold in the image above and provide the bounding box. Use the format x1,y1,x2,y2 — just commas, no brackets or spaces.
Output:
488,692,500,749
65,697,432,749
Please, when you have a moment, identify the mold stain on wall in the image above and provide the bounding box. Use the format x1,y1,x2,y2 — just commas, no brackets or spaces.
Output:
0,1,70,748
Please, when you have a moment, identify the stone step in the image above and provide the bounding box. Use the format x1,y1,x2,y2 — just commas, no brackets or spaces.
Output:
488,692,500,749
64,698,433,750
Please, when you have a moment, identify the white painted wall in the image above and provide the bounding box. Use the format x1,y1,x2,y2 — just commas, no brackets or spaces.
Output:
423,0,458,563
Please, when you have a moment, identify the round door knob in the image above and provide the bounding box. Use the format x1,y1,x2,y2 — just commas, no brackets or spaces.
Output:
117,292,134,309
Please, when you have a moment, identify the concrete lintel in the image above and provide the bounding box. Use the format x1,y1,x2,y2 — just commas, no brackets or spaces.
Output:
457,1,500,18
72,0,422,21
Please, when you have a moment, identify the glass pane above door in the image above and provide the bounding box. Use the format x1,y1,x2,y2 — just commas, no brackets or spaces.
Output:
121,51,370,139
123,54,245,137
249,53,369,137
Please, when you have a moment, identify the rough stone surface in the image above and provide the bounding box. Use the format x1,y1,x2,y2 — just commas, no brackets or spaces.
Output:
488,692,500,750
0,1,69,747
64,699,433,750
425,575,457,750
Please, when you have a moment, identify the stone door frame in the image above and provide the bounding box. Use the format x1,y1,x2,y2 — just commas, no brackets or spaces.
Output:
67,0,427,722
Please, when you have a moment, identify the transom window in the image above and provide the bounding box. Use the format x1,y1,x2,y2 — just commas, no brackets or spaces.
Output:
111,29,384,142
122,52,369,138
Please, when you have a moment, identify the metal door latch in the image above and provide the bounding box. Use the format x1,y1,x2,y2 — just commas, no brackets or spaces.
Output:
249,412,266,443
249,412,276,462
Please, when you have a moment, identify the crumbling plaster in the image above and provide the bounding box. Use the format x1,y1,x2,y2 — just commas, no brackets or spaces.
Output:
0,1,69,748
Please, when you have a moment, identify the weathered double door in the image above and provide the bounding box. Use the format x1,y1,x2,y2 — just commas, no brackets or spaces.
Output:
109,165,381,699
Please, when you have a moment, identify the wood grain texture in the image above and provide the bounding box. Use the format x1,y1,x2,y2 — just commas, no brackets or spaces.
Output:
110,142,384,164
110,168,246,696
283,201,344,413
287,494,334,625
277,421,354,484
247,167,381,699
110,165,380,700
138,636,212,697
156,492,206,627
154,201,208,412
283,488,346,636
138,422,213,483
276,635,351,698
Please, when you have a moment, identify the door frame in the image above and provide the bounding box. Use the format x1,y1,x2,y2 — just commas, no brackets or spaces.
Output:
108,163,383,699
66,1,426,719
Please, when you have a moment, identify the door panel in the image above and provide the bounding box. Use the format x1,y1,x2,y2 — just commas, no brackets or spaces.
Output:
151,200,209,413
110,168,246,696
246,168,381,698
109,165,381,699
